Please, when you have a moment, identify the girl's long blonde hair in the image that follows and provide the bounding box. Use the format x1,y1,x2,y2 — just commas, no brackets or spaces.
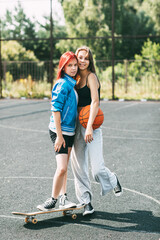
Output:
75,46,96,73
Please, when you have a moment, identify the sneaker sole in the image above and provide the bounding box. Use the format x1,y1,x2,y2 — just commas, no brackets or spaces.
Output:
114,188,123,197
83,209,95,216
113,173,123,197
37,205,55,211
59,203,77,210
77,203,85,208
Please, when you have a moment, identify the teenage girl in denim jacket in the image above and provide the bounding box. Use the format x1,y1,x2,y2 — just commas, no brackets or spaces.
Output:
37,52,78,211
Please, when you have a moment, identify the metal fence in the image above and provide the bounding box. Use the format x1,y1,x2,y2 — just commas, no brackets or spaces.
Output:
96,59,160,100
2,59,160,100
1,0,160,99
2,61,51,82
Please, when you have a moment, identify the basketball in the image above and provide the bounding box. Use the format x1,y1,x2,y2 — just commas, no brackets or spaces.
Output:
79,105,104,130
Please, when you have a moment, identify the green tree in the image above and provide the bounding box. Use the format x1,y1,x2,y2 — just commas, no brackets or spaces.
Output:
1,2,67,62
2,1,37,51
115,0,155,59
2,41,37,61
1,1,40,63
59,0,156,60
136,39,160,60
129,39,160,81
34,16,67,61
141,0,160,33
2,41,38,81
57,0,111,60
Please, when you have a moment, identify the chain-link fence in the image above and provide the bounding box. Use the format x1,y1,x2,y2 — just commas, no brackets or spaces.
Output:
96,59,160,100
1,0,160,100
2,59,160,100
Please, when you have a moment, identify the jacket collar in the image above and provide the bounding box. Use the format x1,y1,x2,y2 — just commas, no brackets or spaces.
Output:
64,73,76,87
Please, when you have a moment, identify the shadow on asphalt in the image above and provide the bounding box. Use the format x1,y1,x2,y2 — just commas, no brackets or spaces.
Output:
24,209,160,233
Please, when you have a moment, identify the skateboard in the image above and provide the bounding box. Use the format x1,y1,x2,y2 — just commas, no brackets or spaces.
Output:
12,204,85,224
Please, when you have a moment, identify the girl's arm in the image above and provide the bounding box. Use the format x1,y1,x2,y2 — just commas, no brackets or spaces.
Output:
85,73,99,143
53,111,66,152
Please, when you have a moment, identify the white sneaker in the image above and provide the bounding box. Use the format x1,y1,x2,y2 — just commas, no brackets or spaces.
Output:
37,198,57,211
83,202,94,216
59,194,76,209
113,173,123,196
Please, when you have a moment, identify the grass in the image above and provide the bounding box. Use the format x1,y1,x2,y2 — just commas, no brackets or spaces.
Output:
2,75,160,101
100,78,160,101
2,76,51,99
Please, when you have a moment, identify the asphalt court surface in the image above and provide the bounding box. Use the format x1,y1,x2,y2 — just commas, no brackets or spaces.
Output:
0,99,160,240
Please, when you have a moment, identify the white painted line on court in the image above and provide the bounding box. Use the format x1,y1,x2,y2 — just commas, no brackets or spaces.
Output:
103,135,160,141
113,102,139,111
102,126,159,133
90,180,160,205
1,176,160,206
103,120,160,124
1,176,53,179
0,180,159,234
0,124,48,133
123,187,160,205
0,124,159,141
0,215,23,220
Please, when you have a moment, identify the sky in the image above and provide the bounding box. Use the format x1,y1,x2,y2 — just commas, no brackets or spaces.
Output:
0,0,65,25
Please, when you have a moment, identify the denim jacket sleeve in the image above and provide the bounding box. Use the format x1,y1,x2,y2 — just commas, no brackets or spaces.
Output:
51,81,69,112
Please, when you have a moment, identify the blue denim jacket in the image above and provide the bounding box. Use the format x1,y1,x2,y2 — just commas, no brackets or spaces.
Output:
49,73,77,134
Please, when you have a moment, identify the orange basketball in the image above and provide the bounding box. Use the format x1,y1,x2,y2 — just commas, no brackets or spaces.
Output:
79,105,104,130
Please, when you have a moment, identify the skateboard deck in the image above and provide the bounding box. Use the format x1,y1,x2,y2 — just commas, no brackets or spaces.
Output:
12,204,85,224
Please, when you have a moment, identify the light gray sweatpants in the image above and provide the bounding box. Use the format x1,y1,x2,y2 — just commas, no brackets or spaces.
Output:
71,121,117,204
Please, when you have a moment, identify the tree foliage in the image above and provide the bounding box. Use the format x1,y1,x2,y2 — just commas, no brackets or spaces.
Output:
57,0,111,59
101,39,160,85
1,0,160,61
33,17,67,61
59,0,157,60
2,41,37,61
141,0,160,33
1,2,66,61
2,2,36,52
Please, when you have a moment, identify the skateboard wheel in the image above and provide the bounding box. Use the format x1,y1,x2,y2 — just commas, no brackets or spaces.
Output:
25,217,29,223
32,218,38,224
72,214,77,219
63,211,67,216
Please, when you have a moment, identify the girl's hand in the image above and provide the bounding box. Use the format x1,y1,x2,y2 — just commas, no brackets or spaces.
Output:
54,135,66,152
85,125,94,143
